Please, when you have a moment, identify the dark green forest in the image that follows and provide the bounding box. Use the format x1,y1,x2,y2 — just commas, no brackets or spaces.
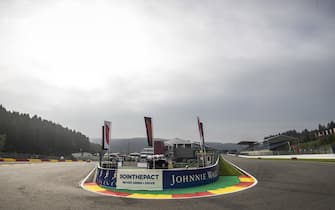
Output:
264,121,335,145
0,105,100,156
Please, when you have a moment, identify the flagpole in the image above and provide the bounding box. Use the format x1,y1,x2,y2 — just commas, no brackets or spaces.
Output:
202,124,206,167
108,124,110,162
106,122,110,162
100,125,104,167
201,122,205,167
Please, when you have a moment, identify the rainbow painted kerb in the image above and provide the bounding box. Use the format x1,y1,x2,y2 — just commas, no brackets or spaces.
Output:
82,175,256,199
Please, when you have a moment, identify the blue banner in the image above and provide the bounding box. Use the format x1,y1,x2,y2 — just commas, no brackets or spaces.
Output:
96,168,117,188
162,164,219,189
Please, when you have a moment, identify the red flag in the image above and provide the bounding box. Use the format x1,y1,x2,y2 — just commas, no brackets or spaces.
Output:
197,117,201,138
200,122,205,147
197,117,204,144
103,121,111,150
144,117,153,146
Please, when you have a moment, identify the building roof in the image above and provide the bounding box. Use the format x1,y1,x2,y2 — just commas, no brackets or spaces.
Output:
237,141,258,145
263,135,298,145
165,138,193,146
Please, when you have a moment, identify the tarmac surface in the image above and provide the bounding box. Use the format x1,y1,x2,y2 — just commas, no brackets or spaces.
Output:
0,156,335,210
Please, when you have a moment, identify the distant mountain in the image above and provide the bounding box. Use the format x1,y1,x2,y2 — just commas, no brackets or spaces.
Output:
90,137,168,154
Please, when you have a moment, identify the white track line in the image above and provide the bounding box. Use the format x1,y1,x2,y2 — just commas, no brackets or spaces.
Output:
221,155,258,192
80,166,97,189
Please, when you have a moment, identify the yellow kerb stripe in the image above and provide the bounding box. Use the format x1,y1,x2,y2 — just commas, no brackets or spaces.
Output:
127,193,172,199
84,184,106,192
239,177,254,183
3,158,15,162
29,159,42,163
208,186,243,194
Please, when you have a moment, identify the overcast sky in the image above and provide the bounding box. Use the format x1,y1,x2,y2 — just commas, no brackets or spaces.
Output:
1,0,334,142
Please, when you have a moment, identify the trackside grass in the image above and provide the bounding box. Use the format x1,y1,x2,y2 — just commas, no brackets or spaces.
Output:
219,156,242,176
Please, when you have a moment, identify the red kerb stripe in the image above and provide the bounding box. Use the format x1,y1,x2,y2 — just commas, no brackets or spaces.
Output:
234,182,254,187
99,190,130,196
15,159,29,162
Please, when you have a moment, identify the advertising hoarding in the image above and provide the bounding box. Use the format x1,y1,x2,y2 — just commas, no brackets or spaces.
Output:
116,169,163,190
96,167,117,188
163,161,219,189
96,158,219,190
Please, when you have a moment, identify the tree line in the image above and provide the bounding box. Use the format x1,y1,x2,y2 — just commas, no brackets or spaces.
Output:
264,121,335,144
0,105,100,156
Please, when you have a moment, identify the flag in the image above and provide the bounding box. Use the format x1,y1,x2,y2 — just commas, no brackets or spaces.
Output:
102,121,111,150
197,117,206,167
197,116,201,139
144,117,153,146
200,122,205,148
197,117,204,146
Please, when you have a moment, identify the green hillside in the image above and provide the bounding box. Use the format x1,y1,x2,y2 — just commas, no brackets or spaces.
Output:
0,105,99,156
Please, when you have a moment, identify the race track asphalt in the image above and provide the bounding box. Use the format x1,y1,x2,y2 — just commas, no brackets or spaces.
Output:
0,156,334,210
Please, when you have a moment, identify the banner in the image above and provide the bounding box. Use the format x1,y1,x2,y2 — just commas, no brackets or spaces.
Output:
144,117,153,146
197,117,205,148
197,116,201,137
96,168,117,187
200,122,205,148
116,169,163,190
103,121,111,150
97,157,219,190
163,160,219,189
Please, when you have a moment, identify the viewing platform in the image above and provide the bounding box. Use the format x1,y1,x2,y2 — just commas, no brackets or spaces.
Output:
96,155,219,191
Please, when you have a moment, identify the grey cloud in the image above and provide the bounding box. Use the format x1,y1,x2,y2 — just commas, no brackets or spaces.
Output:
1,0,334,142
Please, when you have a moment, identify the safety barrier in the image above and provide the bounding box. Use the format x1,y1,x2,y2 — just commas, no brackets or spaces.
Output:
96,157,219,190
239,154,335,159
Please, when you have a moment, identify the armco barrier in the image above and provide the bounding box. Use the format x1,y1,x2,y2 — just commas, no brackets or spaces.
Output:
239,154,335,159
96,158,219,190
